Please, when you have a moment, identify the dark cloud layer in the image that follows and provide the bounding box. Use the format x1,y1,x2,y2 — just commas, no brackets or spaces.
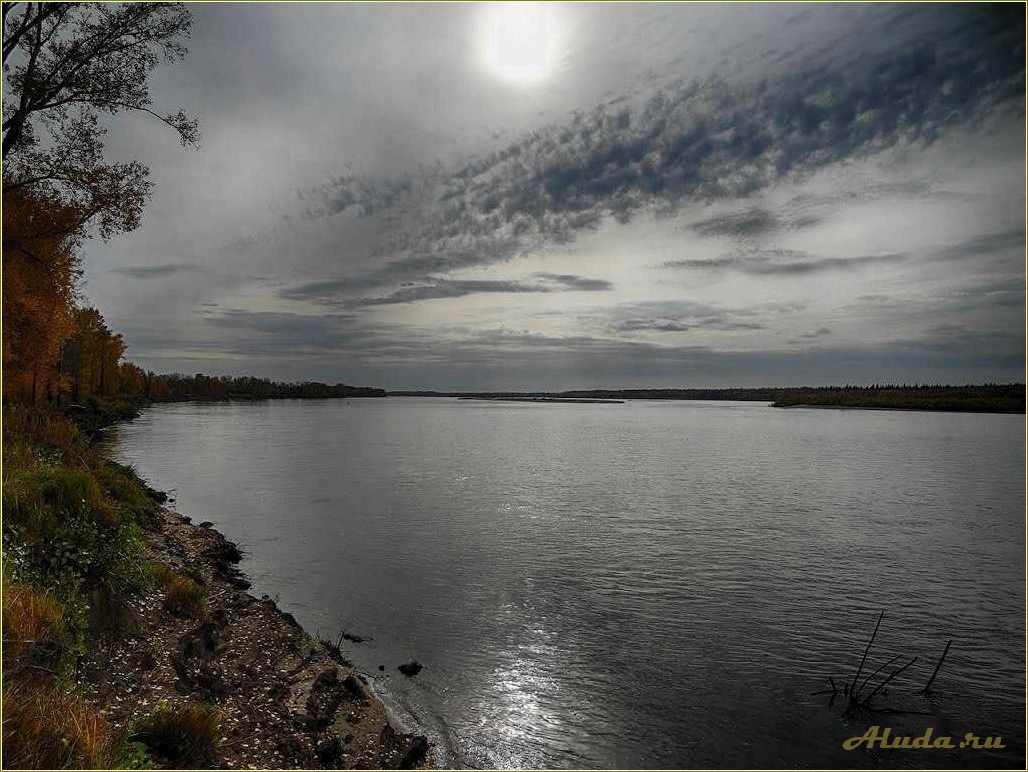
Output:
283,3,1023,302
664,225,1026,277
289,272,614,308
664,251,907,276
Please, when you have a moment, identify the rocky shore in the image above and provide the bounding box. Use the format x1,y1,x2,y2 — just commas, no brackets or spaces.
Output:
76,506,433,770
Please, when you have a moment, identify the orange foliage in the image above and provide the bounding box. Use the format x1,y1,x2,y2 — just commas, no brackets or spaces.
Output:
62,307,126,401
2,189,82,403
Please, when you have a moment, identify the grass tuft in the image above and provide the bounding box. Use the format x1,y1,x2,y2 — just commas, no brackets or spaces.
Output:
130,700,220,766
2,405,83,454
161,573,206,618
3,466,115,534
96,462,158,526
146,560,178,588
1,581,65,660
1,683,124,769
148,560,206,617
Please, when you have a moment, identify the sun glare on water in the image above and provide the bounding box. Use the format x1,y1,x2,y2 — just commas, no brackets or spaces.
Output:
481,2,559,85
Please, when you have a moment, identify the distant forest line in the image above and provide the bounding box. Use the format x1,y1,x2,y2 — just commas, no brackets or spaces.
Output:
390,384,1026,413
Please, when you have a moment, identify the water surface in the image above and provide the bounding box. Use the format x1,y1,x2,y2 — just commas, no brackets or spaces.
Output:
107,398,1026,768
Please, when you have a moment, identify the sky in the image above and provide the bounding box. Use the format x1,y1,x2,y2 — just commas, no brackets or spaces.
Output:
82,2,1026,391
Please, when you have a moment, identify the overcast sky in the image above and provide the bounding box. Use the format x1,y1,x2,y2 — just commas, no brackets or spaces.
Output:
82,2,1025,390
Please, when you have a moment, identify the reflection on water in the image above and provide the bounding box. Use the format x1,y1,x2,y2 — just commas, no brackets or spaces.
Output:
107,398,1026,769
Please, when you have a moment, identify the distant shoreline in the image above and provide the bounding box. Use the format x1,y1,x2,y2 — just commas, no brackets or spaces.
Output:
388,384,1025,414
772,403,1025,415
458,396,624,404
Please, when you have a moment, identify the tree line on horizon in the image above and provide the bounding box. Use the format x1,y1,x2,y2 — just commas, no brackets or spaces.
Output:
389,384,1025,412
771,383,1025,412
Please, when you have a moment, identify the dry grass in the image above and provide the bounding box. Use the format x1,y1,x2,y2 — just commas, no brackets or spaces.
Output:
1,683,124,769
161,573,206,618
2,405,82,452
1,581,64,659
146,559,178,588
131,700,220,766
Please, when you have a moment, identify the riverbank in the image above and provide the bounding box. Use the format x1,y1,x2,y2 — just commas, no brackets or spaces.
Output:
77,505,433,769
1,403,432,769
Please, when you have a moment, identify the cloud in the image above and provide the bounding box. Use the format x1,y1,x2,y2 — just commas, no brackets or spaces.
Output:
110,263,204,279
352,279,549,307
663,227,1022,279
686,208,821,240
691,209,780,238
664,250,907,275
282,272,612,307
531,273,614,291
604,299,768,335
286,3,1023,294
931,226,1026,262
611,318,765,333
788,326,832,342
207,309,358,334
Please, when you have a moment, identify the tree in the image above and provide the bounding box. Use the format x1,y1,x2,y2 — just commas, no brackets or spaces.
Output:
62,306,124,401
2,2,199,239
1,188,81,402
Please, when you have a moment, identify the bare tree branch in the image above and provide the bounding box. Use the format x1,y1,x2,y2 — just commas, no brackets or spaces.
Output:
2,3,197,241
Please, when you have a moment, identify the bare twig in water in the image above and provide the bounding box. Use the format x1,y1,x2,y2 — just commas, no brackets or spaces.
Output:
816,612,955,713
809,676,840,697
856,654,902,700
861,656,918,704
923,639,952,693
849,610,884,700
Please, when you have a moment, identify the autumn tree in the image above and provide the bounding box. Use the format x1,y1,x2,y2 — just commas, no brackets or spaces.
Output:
2,2,199,404
1,188,82,401
61,307,125,401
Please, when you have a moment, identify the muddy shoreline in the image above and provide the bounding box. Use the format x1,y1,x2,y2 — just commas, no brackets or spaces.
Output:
77,503,434,769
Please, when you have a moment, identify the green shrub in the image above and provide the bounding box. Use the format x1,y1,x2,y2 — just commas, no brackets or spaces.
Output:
3,465,148,604
130,701,220,766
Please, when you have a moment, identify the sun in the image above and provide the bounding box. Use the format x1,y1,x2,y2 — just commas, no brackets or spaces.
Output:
480,2,559,85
